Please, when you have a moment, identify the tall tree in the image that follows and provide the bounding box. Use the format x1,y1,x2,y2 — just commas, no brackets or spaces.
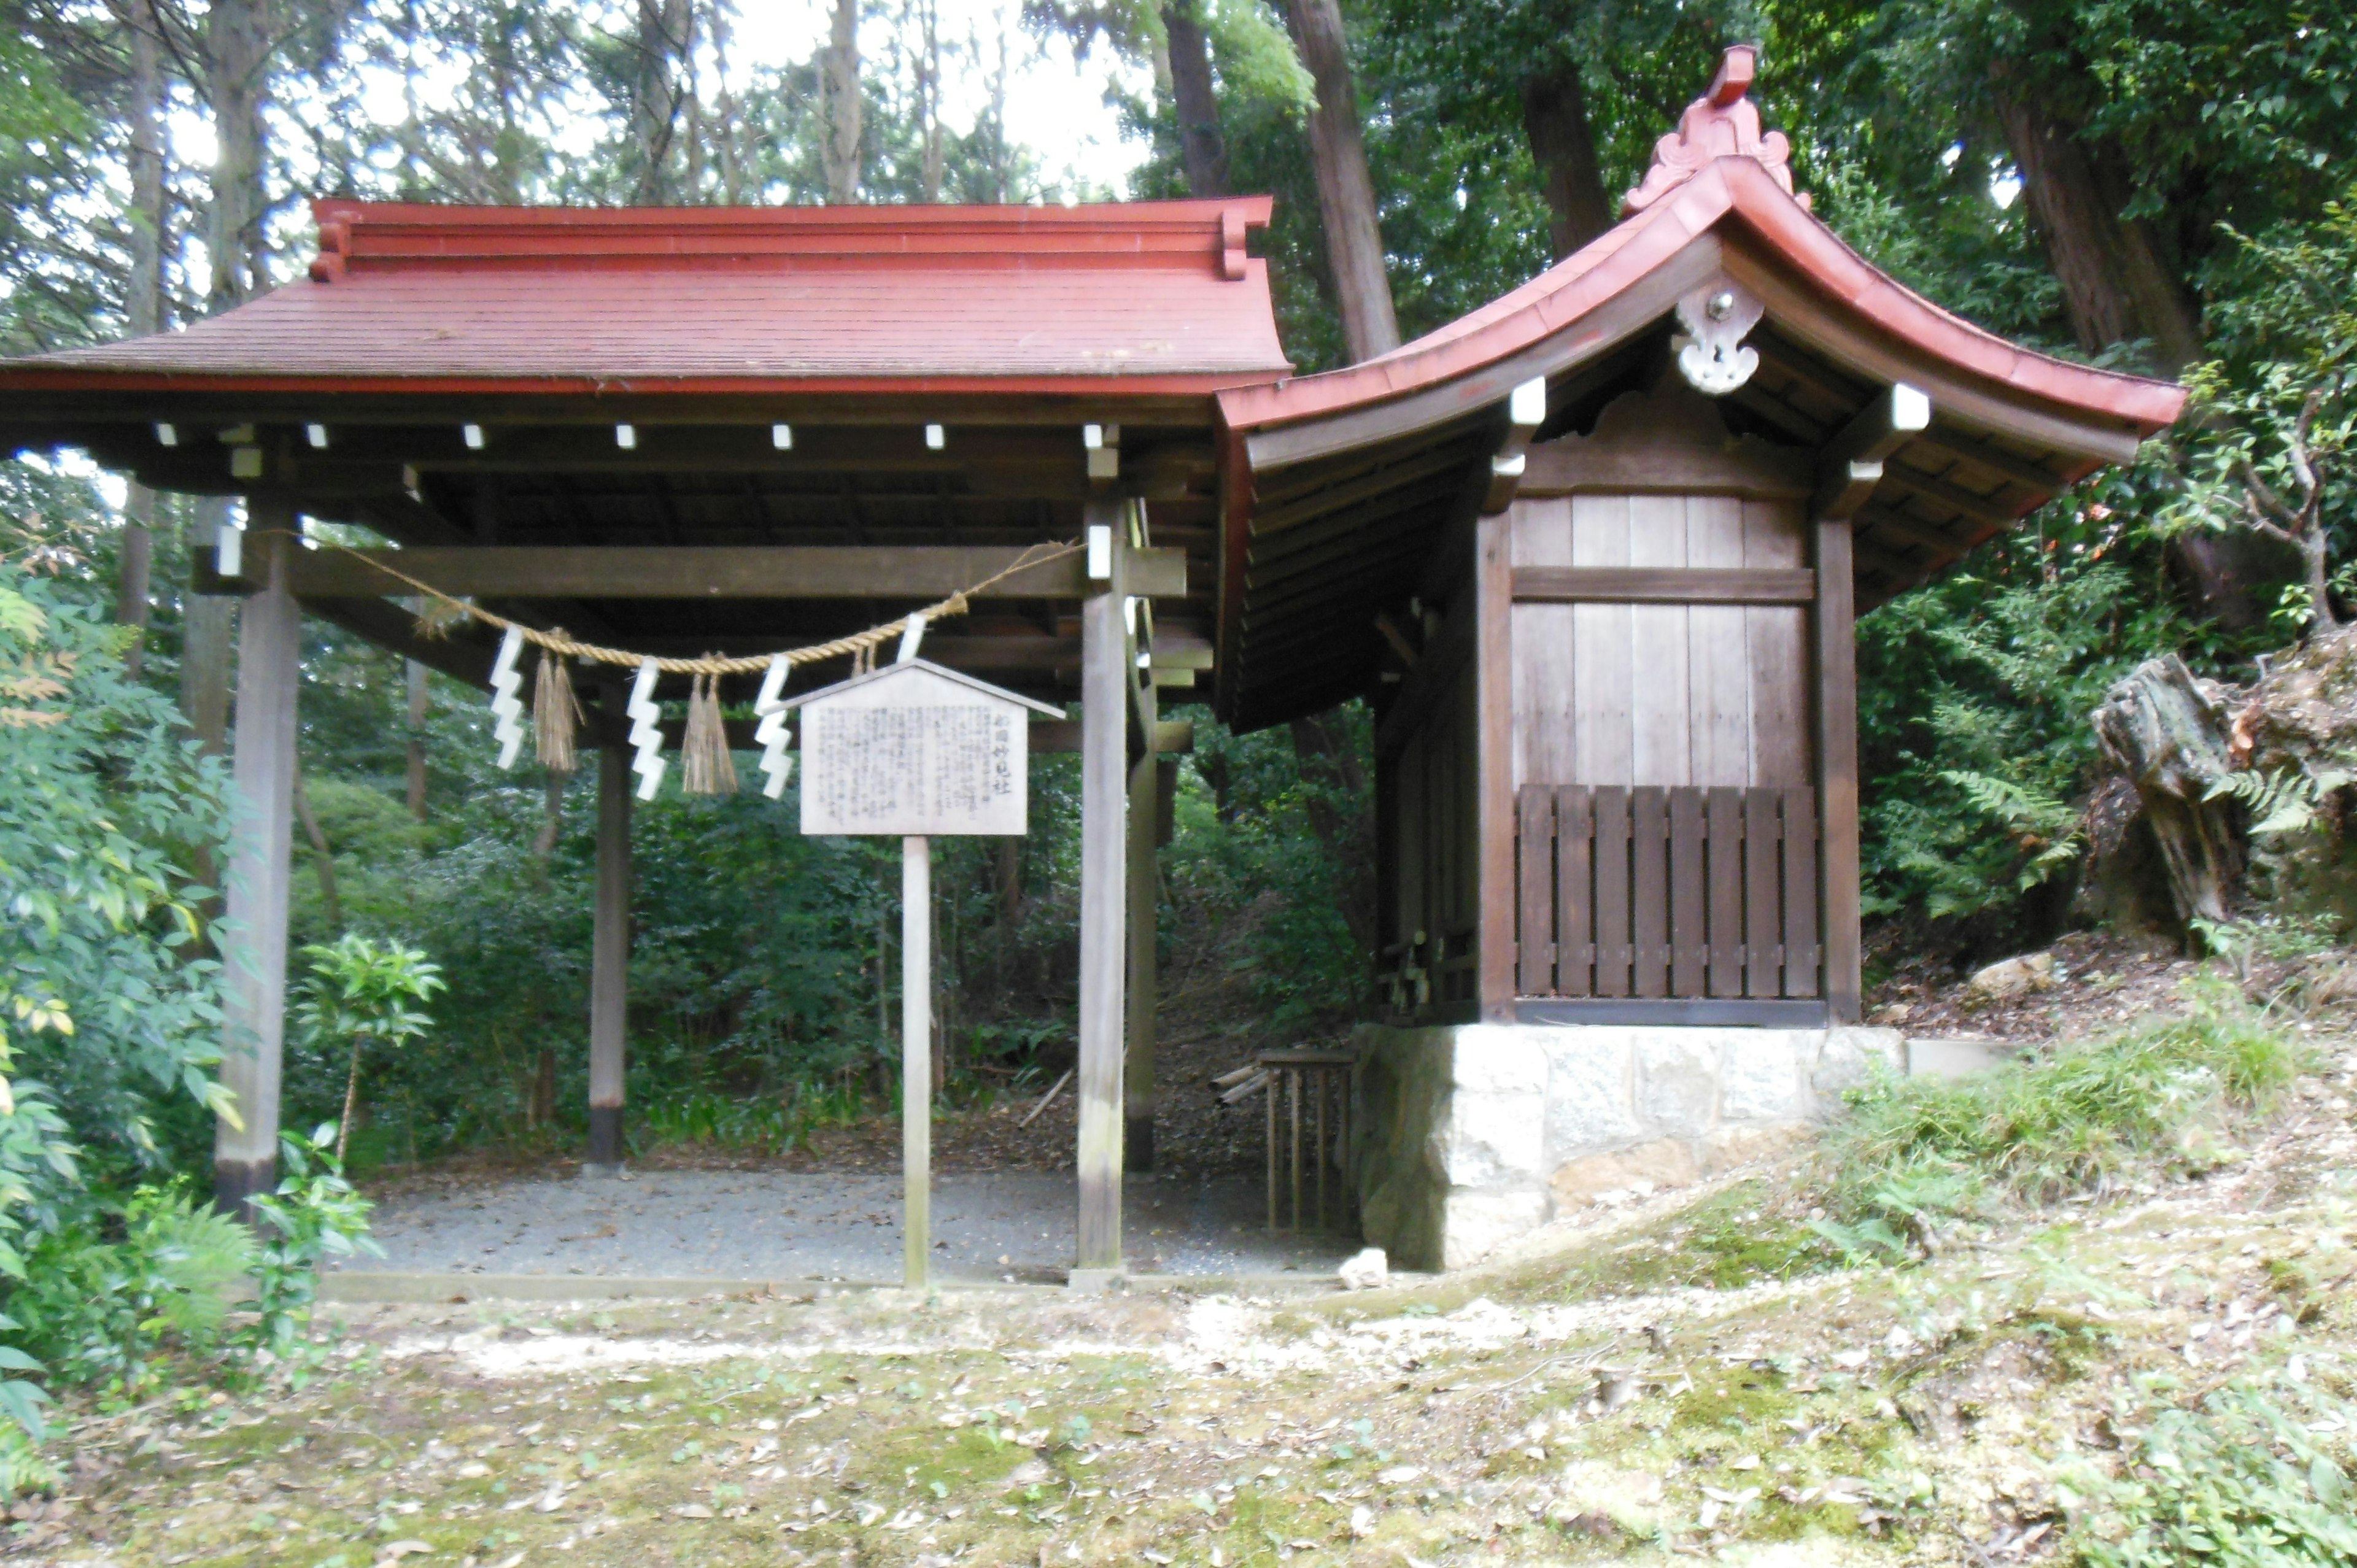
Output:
630,0,692,202
184,0,277,755
1282,0,1396,360
1987,70,2203,373
1163,2,1228,197
822,0,862,201
1519,66,1609,259
113,0,168,668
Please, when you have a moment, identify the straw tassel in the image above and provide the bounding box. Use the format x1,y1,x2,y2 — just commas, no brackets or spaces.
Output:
533,644,582,776
681,668,738,796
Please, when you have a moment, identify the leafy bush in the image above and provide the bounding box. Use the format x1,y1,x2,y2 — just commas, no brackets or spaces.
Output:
2057,1378,2357,1566
1813,981,2301,1259
292,934,444,1164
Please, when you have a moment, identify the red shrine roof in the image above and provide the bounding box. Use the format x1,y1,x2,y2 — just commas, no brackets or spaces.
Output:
4,199,1291,395
1218,53,2182,454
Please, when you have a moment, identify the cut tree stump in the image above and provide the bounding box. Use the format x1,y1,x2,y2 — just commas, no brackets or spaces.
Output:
2092,654,2243,926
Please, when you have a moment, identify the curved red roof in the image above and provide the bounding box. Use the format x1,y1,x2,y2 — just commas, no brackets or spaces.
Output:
6,198,1291,395
1219,153,2183,443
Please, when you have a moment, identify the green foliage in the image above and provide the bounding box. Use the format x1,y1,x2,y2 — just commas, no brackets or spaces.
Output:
244,1127,382,1364
1858,531,2205,933
2057,1378,2357,1566
295,935,444,1056
0,565,231,1228
7,1185,252,1402
293,933,444,1162
1814,980,2302,1257
2206,765,2353,840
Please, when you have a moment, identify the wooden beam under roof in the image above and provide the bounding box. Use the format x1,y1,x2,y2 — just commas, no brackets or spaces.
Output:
277,544,1190,600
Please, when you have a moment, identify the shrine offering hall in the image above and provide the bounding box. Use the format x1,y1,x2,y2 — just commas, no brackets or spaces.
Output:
0,50,2182,1275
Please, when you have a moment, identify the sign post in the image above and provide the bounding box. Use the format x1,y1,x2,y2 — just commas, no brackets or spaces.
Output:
787,628,1061,1288
900,832,929,1286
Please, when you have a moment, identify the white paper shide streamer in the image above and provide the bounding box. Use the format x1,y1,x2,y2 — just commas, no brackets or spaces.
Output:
488,625,528,770
754,654,795,800
627,658,668,801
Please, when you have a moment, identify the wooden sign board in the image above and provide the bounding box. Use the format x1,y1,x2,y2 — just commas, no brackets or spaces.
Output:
792,660,1062,837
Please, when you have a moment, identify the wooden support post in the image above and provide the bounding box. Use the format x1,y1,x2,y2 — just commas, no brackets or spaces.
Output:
1474,508,1517,1019
214,514,300,1219
586,719,632,1173
1124,680,1159,1173
1075,498,1128,1273
1814,519,1863,1021
903,834,932,1288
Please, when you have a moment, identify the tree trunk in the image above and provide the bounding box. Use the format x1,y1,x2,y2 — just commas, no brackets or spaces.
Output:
1164,4,1229,198
405,651,429,821
338,1032,365,1164
822,0,862,203
1989,75,2202,375
917,0,943,201
188,0,273,755
631,0,691,203
291,757,341,930
206,0,272,312
1283,0,1398,362
115,0,168,670
528,1046,557,1129
1519,67,1611,260
2091,655,2243,928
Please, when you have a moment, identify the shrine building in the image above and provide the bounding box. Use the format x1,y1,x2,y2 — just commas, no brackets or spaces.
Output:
0,48,2183,1273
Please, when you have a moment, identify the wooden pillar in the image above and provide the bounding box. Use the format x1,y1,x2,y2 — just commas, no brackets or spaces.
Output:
1473,507,1517,1020
902,834,932,1286
1814,519,1862,1021
586,721,632,1172
1075,499,1128,1272
1124,679,1158,1173
214,513,300,1218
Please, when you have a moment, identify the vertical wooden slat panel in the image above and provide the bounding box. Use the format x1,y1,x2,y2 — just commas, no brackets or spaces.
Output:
1512,497,1578,790
1686,495,1751,787
1631,785,1670,997
1629,496,1691,786
1746,500,1813,787
1783,789,1821,997
1517,787,1555,996
1668,788,1707,996
1477,509,1518,1019
1706,786,1743,997
1555,785,1593,997
1572,495,1633,784
1591,786,1631,997
1743,786,1783,997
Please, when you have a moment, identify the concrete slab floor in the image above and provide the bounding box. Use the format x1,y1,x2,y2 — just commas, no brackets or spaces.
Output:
335,1169,1360,1286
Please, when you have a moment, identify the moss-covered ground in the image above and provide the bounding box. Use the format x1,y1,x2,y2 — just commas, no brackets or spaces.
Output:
28,1049,2357,1567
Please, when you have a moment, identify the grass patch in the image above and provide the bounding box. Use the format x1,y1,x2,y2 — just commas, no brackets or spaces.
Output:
1813,980,2302,1259
2056,1377,2357,1566
1504,1181,1845,1303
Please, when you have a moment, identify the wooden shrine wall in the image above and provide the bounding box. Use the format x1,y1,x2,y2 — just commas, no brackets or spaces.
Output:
1507,493,1811,792
1375,612,1481,1019
1502,487,1825,1008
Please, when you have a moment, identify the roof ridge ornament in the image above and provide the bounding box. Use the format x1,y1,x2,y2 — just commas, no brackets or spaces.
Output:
1622,45,1797,217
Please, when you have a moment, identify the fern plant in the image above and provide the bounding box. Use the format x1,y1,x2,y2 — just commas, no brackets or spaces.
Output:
2205,765,2353,836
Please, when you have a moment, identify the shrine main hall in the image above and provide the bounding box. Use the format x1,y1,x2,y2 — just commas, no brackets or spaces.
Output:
0,49,2180,1275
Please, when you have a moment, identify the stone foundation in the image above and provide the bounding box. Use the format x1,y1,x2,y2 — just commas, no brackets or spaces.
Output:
1353,1022,1903,1270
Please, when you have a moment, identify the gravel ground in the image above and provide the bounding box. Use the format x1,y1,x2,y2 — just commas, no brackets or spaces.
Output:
338,1168,1360,1283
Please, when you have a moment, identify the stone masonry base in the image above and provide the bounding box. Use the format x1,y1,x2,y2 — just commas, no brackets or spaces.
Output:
1353,1022,1904,1271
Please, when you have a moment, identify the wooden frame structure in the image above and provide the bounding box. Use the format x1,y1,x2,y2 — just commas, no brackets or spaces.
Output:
0,48,2184,1273
0,201,1283,1272
1212,48,2182,1033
